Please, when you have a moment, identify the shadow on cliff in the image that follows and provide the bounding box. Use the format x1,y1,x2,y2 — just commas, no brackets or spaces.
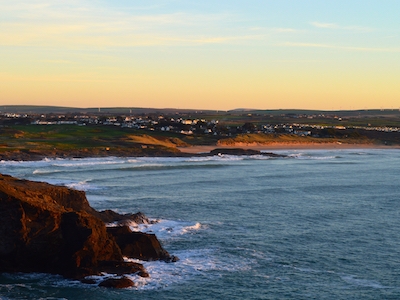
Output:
0,173,178,288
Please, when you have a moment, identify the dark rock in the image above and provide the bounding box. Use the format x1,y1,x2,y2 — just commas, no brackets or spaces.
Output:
107,226,178,262
12,181,149,226
208,148,284,157
209,148,261,155
0,174,122,279
97,260,149,277
97,210,150,225
80,278,97,284
170,255,180,262
0,173,177,285
99,276,135,288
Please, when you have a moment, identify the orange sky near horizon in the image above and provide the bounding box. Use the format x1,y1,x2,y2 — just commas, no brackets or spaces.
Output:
1,1,399,110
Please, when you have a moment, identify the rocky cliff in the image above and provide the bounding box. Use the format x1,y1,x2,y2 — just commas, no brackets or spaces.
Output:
0,173,176,286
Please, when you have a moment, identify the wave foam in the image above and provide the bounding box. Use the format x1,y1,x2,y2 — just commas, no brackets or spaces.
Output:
127,219,205,240
32,169,61,175
124,247,254,290
52,158,125,168
288,152,339,160
66,179,99,191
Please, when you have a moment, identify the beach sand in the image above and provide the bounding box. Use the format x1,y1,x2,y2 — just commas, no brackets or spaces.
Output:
177,143,399,154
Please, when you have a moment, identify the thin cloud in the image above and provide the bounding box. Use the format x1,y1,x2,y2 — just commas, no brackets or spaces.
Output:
310,22,374,32
310,22,339,29
273,28,299,33
166,34,265,45
0,1,243,48
249,27,300,33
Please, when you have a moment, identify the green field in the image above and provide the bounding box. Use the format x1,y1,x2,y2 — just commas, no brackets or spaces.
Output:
1,106,400,160
0,125,194,159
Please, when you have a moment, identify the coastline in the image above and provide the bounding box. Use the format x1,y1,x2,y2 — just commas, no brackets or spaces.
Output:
177,142,400,154
1,142,399,161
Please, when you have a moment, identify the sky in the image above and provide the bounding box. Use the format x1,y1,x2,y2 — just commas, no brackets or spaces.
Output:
1,0,399,111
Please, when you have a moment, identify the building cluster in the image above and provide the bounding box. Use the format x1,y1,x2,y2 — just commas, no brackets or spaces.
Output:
1,112,399,136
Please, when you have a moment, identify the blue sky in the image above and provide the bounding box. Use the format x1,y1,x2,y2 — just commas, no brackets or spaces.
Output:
1,0,399,110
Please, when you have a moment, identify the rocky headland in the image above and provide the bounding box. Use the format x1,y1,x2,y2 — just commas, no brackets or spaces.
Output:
0,147,285,161
0,173,177,288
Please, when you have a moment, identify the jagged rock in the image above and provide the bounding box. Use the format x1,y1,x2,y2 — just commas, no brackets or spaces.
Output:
0,174,122,278
96,261,149,277
0,173,176,283
97,210,150,225
80,278,98,284
107,226,179,262
99,276,135,288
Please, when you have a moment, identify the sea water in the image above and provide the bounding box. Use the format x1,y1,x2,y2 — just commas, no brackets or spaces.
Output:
1,149,400,299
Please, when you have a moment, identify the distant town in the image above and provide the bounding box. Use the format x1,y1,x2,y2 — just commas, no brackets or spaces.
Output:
1,108,399,139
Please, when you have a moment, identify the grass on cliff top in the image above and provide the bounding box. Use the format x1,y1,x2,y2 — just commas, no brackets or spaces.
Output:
0,125,383,155
0,125,193,152
126,134,190,148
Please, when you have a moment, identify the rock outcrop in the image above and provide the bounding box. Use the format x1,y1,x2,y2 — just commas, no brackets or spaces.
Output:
0,173,176,284
107,226,179,262
207,148,284,157
98,276,136,288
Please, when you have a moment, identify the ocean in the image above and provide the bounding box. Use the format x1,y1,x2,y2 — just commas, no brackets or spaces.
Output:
1,149,400,299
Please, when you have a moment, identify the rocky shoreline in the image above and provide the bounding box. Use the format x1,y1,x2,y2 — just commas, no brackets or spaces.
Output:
0,148,283,288
0,173,178,288
0,147,285,161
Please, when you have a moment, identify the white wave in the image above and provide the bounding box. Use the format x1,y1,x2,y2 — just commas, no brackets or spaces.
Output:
78,247,254,290
125,248,254,290
185,155,244,162
136,157,189,163
106,219,205,239
127,159,139,163
29,178,100,191
127,163,165,169
341,275,387,289
129,219,206,240
52,157,126,168
0,159,54,168
32,169,61,175
65,179,100,191
136,155,250,164
181,222,202,234
286,152,339,160
187,155,273,162
208,154,245,161
251,155,273,160
0,157,128,170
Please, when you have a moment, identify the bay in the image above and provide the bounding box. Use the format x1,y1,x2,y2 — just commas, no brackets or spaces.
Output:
1,149,400,299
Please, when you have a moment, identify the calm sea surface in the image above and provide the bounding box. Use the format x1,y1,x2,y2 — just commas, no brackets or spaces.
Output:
1,149,400,299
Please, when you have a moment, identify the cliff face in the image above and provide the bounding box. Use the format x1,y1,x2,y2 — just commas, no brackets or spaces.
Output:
0,173,175,281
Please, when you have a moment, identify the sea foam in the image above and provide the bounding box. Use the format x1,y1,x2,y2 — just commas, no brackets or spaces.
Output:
126,219,206,240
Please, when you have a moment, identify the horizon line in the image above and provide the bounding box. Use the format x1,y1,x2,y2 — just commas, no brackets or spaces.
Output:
1,105,400,113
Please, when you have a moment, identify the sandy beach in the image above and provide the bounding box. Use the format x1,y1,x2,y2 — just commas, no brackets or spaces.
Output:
177,143,400,154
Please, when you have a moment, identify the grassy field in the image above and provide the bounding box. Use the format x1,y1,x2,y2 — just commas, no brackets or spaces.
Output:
0,123,399,159
0,125,185,150
0,124,225,157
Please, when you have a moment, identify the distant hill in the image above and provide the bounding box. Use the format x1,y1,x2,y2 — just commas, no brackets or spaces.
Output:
0,105,219,115
1,105,399,118
232,109,400,117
